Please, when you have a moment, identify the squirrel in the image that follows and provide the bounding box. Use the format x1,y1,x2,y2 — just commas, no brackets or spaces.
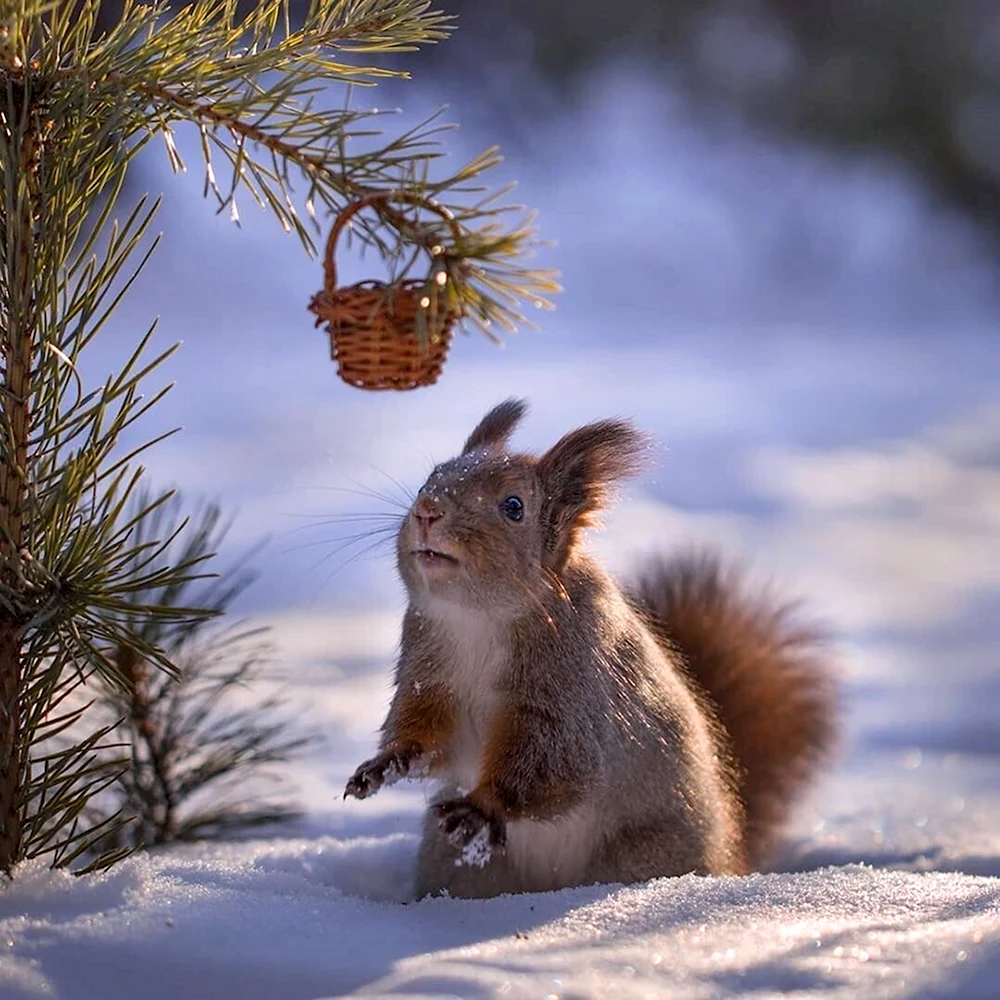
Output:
344,399,837,899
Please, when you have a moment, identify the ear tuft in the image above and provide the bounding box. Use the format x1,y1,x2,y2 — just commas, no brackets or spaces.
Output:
462,399,528,455
538,419,650,570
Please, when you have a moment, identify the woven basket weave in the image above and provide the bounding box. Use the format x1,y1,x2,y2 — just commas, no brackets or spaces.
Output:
308,193,461,391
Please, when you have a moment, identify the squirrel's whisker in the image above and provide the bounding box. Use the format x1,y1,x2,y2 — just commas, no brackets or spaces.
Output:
281,524,398,558
316,533,398,588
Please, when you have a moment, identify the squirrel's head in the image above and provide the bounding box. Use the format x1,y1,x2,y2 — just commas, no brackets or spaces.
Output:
397,399,649,611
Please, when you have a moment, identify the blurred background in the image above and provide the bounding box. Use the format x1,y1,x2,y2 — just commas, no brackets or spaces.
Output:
88,1,1000,830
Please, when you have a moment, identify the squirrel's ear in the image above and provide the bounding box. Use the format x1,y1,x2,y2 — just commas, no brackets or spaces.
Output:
462,398,528,455
538,419,649,570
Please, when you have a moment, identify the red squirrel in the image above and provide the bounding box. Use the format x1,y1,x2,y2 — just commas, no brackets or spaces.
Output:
345,400,837,898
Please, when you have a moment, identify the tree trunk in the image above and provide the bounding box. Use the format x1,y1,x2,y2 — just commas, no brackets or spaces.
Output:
0,623,22,869
0,72,39,875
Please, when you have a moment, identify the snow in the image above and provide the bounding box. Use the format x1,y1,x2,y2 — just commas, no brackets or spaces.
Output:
2,814,999,1000
2,644,999,999
1,824,999,999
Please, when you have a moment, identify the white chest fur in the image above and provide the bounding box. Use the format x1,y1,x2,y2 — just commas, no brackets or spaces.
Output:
505,805,599,890
421,597,507,792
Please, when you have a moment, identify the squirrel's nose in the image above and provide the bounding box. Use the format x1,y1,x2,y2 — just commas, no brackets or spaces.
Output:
413,497,444,530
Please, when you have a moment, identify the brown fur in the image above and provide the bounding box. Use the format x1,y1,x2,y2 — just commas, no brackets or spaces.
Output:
472,701,586,822
461,398,527,455
344,399,838,898
538,420,650,572
381,611,456,763
630,552,838,866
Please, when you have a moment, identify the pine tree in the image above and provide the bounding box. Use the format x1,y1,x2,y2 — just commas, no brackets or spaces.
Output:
0,0,556,876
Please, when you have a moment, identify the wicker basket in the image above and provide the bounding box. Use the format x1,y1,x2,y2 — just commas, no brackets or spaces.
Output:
308,193,461,391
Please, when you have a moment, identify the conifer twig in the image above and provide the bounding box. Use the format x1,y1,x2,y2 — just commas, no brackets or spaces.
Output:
85,494,311,853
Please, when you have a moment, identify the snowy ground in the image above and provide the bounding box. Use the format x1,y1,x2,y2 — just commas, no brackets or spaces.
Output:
3,68,1000,998
1,632,999,1000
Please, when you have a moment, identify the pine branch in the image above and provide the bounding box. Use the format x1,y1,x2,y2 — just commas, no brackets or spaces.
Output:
0,121,218,872
84,493,311,852
54,0,558,335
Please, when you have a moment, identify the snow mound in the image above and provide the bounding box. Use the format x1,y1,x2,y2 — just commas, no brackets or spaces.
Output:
1,842,998,999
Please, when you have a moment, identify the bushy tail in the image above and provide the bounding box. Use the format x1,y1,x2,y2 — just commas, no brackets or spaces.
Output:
629,550,838,866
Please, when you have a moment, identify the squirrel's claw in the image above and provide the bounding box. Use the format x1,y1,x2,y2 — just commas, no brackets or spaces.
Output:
345,750,413,800
344,757,385,800
433,798,506,851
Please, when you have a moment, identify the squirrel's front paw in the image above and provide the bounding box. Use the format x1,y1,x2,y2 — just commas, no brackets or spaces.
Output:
433,798,506,853
344,751,408,800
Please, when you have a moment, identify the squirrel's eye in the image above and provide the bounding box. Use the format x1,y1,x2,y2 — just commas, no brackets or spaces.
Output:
500,495,524,522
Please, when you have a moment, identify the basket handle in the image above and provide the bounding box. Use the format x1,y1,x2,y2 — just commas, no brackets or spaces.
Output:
321,192,461,295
